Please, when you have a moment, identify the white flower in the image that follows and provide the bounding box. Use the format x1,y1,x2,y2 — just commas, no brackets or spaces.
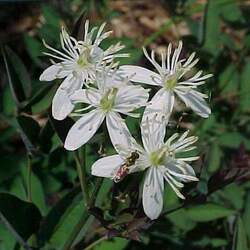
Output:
64,71,149,151
91,115,199,220
39,20,128,120
119,41,212,121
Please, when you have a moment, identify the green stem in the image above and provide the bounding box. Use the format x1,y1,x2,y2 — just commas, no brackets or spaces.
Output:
83,236,107,250
27,154,32,202
73,150,90,208
89,177,103,208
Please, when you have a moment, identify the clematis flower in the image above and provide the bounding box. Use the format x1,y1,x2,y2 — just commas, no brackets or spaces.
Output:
119,41,212,121
39,20,128,120
64,70,149,151
91,114,199,220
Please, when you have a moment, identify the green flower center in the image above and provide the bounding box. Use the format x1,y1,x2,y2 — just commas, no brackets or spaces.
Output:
163,66,185,90
164,74,178,90
77,56,88,67
149,148,166,166
100,87,118,112
77,48,91,68
149,147,175,166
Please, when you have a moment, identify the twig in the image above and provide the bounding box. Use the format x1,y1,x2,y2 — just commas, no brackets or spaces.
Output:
73,150,90,208
83,236,107,250
89,178,103,208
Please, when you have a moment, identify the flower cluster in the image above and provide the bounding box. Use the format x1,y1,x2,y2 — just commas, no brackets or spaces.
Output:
40,21,212,220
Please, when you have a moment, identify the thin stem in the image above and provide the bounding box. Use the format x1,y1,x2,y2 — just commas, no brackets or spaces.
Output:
162,203,185,216
89,177,103,208
83,236,107,250
0,212,31,250
62,150,91,250
27,154,32,202
73,150,90,208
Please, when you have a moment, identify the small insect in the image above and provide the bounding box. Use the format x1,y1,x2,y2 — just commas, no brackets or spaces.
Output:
113,151,139,183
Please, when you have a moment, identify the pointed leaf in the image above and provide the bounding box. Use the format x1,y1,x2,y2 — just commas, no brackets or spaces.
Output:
186,203,235,222
0,193,41,240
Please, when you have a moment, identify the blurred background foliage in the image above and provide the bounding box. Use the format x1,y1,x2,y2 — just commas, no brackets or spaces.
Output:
0,0,250,249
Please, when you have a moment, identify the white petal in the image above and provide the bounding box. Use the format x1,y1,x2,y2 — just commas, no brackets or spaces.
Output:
142,89,175,122
52,88,74,120
167,160,198,182
90,47,104,63
114,85,149,113
52,74,83,120
64,109,105,151
39,63,70,81
119,65,160,86
70,89,101,106
141,89,174,151
141,113,167,152
106,112,134,153
143,167,164,220
91,155,124,178
176,89,211,118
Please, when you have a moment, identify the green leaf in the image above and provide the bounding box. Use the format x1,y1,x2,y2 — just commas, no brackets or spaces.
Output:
23,84,54,113
5,47,32,99
235,217,249,250
49,114,74,143
220,1,244,23
218,132,250,150
167,208,196,231
202,0,221,55
218,132,243,148
16,115,40,154
2,47,22,108
222,184,244,210
218,64,239,94
93,238,129,250
0,193,41,240
23,35,44,66
49,200,87,250
207,144,223,173
41,5,60,27
239,60,250,112
0,155,23,183
21,166,47,214
242,192,250,241
37,186,81,248
186,203,234,222
0,225,16,250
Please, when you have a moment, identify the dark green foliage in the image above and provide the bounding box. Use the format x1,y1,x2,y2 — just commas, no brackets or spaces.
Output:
0,193,41,240
0,1,250,250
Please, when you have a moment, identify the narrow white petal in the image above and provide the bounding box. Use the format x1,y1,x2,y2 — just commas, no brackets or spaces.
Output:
141,112,167,152
52,74,83,120
39,64,69,81
52,88,74,120
70,89,101,106
140,89,174,151
114,85,149,113
143,167,164,220
106,112,134,152
64,109,105,151
142,89,175,123
176,89,211,118
119,65,160,86
91,155,124,178
166,160,198,182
